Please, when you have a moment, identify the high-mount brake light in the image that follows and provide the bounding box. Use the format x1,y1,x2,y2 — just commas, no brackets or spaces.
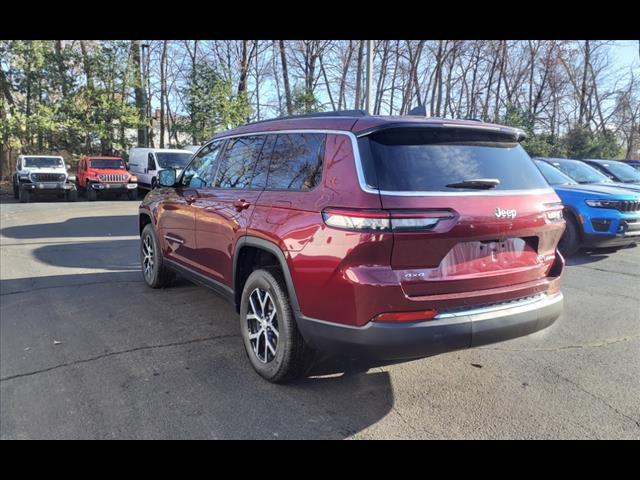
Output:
322,208,454,232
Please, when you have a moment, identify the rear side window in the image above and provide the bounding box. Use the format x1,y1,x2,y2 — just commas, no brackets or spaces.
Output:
266,133,325,190
364,128,549,192
215,136,266,189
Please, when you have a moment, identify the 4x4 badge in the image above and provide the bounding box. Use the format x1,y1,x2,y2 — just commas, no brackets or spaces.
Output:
495,207,517,219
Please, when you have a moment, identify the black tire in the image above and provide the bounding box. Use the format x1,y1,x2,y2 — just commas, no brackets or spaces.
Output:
18,188,30,203
140,223,175,288
559,214,581,257
66,189,78,202
239,268,312,383
12,178,19,199
128,188,138,200
86,184,97,201
151,178,158,190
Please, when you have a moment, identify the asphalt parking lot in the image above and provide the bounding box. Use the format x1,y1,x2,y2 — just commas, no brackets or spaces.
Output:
1,194,639,439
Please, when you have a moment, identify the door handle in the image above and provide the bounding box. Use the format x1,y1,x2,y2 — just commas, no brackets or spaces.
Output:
233,199,251,211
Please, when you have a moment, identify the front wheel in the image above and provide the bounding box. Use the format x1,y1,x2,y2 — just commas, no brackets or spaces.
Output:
86,184,97,201
558,214,581,257
127,188,138,200
18,188,30,203
239,268,312,383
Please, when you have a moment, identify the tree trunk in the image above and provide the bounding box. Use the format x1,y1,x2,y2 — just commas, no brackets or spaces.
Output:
279,40,293,115
131,41,146,147
354,40,365,109
160,41,167,148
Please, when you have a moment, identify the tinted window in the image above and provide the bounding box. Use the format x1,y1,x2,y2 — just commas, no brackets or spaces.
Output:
267,133,325,190
155,152,192,169
148,154,155,171
250,135,277,189
366,129,548,192
215,136,266,189
180,142,223,188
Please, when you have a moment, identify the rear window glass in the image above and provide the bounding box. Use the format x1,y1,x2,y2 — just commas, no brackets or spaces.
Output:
364,129,549,192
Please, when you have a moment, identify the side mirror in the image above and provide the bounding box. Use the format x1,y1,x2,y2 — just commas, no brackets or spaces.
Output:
158,169,176,187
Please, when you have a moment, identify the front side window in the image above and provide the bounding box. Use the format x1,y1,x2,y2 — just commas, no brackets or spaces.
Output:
23,157,64,168
90,158,125,169
180,142,223,188
266,133,325,190
364,129,548,192
215,136,266,189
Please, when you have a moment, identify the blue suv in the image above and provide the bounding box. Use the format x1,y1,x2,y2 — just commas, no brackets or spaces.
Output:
535,160,640,256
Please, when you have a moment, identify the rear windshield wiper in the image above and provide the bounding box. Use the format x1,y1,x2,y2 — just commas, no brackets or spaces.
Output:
445,178,500,189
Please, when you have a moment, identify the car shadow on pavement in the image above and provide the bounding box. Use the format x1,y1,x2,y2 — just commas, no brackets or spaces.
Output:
1,215,138,239
567,243,637,266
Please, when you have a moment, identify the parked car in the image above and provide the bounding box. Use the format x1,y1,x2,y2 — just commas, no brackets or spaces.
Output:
12,155,77,203
625,160,640,170
139,111,566,383
77,156,138,201
535,157,640,194
581,159,640,185
534,160,640,256
128,148,193,191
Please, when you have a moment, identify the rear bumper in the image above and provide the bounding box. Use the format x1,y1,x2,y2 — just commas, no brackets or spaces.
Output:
297,292,563,360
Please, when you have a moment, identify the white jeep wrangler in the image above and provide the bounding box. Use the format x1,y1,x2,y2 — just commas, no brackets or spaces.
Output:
12,155,78,203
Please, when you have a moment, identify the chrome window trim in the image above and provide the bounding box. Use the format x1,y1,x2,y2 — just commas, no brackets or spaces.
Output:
207,128,555,197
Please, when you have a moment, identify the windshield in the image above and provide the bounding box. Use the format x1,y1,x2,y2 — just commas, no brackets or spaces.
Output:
365,129,549,192
535,161,576,186
23,157,64,168
90,158,125,169
547,159,611,184
597,161,640,183
155,152,192,169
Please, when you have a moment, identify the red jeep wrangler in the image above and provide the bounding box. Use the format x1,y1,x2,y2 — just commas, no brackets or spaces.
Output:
139,111,566,383
77,156,138,200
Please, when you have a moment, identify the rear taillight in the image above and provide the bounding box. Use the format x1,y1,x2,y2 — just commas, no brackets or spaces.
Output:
373,309,438,323
322,208,454,232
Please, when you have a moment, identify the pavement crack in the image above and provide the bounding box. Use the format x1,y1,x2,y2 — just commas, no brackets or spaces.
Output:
0,334,239,382
480,334,640,352
542,365,640,430
0,278,141,297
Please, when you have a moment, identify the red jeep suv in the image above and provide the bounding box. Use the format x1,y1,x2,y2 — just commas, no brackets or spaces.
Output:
138,111,566,382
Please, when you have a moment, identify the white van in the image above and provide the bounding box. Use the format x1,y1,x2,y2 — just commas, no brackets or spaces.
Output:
128,148,194,190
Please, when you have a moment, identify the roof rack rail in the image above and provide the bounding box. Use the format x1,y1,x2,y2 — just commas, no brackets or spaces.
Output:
243,109,369,127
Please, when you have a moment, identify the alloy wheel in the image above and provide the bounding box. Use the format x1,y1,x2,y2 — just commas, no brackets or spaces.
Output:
246,288,279,363
142,234,155,281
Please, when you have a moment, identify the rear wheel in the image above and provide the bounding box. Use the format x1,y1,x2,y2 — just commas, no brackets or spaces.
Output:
140,223,175,288
239,268,312,383
18,188,30,203
558,214,581,257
